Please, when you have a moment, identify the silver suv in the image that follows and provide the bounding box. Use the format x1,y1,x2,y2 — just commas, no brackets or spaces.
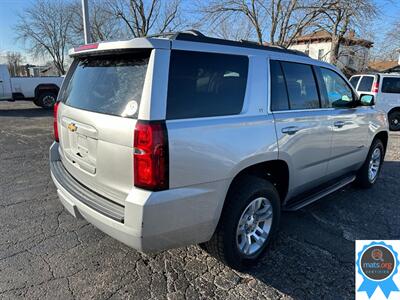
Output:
50,31,388,270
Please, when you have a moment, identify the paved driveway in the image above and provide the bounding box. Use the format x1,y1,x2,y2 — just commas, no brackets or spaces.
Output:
1,101,399,299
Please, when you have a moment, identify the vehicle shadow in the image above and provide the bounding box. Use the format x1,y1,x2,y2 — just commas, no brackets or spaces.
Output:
0,106,52,118
243,160,400,299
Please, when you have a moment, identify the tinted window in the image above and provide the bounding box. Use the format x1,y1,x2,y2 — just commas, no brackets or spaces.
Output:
281,62,320,110
61,53,149,118
357,76,374,92
350,76,360,88
320,68,354,108
270,60,289,111
167,51,248,119
381,77,400,93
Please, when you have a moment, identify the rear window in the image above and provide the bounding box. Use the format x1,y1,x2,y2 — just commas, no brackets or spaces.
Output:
61,52,149,118
166,50,248,119
349,76,360,88
381,77,400,93
357,76,374,92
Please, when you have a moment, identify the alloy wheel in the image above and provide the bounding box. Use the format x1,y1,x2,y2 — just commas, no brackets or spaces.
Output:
236,197,273,256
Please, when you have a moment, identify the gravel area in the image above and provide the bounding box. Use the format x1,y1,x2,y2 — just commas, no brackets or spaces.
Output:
0,101,399,299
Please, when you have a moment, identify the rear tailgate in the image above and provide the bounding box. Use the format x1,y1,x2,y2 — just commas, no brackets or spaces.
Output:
57,51,150,205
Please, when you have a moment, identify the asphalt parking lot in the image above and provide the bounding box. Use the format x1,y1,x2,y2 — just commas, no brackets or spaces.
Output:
0,101,399,299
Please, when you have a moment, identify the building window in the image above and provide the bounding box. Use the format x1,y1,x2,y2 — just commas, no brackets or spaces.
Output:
318,49,325,61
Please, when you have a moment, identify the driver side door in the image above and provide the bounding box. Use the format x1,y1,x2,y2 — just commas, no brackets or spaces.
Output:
315,67,369,179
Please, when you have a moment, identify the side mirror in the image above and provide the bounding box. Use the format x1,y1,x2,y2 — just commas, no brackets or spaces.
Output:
359,94,374,106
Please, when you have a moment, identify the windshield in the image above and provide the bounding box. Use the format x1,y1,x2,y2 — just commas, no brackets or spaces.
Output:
61,52,149,118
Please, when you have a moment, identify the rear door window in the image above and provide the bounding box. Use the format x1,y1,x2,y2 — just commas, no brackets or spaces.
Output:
381,77,400,93
349,76,360,88
357,76,374,92
166,50,248,119
61,52,149,118
280,62,320,110
270,60,289,111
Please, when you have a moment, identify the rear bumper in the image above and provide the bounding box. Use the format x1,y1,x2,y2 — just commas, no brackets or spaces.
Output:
49,142,227,252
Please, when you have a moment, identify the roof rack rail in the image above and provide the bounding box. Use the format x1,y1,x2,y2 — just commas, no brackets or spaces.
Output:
147,30,204,39
152,30,308,57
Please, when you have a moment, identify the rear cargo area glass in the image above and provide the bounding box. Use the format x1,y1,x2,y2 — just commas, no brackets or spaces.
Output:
61,53,149,118
381,77,400,93
166,50,248,119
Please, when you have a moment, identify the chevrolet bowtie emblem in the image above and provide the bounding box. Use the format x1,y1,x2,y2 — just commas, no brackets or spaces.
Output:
68,123,77,132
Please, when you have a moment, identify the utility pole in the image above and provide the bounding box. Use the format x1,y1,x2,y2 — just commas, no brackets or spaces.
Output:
81,0,91,44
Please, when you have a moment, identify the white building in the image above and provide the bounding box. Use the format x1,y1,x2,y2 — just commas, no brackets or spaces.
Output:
289,30,373,73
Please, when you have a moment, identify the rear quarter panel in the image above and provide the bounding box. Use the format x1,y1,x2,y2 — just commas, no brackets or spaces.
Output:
164,52,279,189
167,115,278,189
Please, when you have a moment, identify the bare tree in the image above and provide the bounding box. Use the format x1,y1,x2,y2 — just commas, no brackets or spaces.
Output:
6,52,24,77
15,0,74,75
267,0,330,47
371,21,400,61
198,0,265,44
198,0,326,46
70,0,122,43
317,0,376,65
106,0,183,38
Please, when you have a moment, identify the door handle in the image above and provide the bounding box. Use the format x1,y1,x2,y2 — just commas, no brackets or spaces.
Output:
281,126,299,135
334,121,345,128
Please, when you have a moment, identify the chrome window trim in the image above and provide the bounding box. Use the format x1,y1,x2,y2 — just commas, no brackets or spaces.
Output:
271,108,335,114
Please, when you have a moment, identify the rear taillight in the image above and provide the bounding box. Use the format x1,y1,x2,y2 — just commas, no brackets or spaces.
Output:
53,102,60,142
372,82,379,93
134,121,169,191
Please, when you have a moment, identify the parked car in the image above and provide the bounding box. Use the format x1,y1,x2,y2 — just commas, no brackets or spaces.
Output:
0,64,63,108
350,73,400,131
50,31,388,270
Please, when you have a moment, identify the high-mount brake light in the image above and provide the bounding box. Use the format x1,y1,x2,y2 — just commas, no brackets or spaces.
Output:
74,43,99,52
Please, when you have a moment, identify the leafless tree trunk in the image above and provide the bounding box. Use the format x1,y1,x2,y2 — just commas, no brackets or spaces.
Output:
106,0,183,38
6,52,24,77
15,0,73,75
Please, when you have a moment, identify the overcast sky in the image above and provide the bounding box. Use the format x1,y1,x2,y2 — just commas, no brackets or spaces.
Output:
0,0,399,64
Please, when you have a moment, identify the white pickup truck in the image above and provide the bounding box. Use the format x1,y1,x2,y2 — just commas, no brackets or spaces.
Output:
0,64,63,108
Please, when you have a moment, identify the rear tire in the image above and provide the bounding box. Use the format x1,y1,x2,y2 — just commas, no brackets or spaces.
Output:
355,139,384,188
34,92,57,108
201,176,280,270
388,111,400,131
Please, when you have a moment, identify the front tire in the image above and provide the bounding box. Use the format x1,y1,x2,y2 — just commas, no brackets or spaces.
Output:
388,111,400,131
201,176,281,270
355,139,384,188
